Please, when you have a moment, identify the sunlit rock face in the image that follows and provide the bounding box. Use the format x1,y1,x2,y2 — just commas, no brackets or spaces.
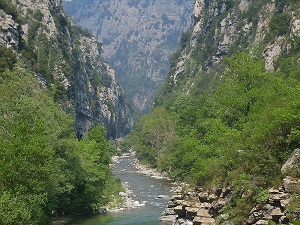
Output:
63,0,194,113
5,0,134,139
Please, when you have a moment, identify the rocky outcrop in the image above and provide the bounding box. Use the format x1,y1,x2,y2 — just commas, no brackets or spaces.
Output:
246,177,300,225
161,173,300,224
160,186,231,225
169,0,299,87
168,146,300,225
63,0,194,112
0,9,19,50
6,0,133,139
281,148,300,174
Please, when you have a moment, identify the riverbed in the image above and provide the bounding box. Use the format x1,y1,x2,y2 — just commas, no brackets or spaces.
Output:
70,153,172,225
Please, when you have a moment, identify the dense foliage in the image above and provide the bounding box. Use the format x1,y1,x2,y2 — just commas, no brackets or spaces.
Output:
0,65,122,225
126,52,300,223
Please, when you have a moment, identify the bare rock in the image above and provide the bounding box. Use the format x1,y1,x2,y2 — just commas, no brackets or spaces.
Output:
185,207,199,220
174,205,186,217
159,215,178,223
281,148,300,174
255,220,269,225
283,177,300,194
193,216,215,225
271,207,284,222
196,208,211,218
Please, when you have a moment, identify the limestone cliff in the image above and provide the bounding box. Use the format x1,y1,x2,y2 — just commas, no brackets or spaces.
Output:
168,0,300,89
63,0,194,113
0,0,133,139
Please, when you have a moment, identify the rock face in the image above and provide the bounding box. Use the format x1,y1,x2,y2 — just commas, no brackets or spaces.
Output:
167,0,300,87
161,178,300,225
62,0,194,112
246,178,300,225
160,186,231,225
281,148,300,174
5,0,133,139
0,9,19,50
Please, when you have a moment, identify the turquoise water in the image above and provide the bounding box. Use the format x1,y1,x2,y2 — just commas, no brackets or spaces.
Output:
71,154,172,225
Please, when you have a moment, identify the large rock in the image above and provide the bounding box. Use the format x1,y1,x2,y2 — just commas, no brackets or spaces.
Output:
0,9,19,50
283,177,300,194
7,0,134,140
174,205,186,217
193,216,215,225
271,207,284,222
281,148,300,174
185,207,199,219
196,208,211,218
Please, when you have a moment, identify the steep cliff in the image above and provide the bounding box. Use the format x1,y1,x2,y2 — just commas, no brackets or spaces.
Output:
63,0,194,113
126,0,300,224
0,0,133,138
167,0,300,89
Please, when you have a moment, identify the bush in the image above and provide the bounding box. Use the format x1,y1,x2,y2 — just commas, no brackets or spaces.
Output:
269,12,292,36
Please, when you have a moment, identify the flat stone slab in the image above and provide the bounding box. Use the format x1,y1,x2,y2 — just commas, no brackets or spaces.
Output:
193,216,215,225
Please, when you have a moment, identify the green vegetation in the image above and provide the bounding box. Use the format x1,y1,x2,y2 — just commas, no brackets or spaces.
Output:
268,12,292,37
0,46,17,73
0,0,19,21
126,52,300,223
0,66,122,224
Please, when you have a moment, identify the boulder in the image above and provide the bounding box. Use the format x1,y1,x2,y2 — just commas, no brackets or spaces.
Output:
159,215,178,223
255,220,269,225
271,207,284,222
174,205,186,217
283,177,300,194
196,209,211,218
207,194,217,203
171,195,184,200
193,216,215,225
246,210,264,224
186,207,199,219
200,202,211,209
281,148,300,173
279,215,289,224
168,200,178,208
198,192,209,202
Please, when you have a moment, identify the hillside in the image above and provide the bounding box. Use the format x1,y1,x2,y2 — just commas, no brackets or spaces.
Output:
62,0,194,113
126,0,300,224
1,0,133,139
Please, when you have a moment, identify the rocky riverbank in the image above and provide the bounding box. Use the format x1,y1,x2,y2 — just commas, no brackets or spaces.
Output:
159,177,300,225
159,149,300,225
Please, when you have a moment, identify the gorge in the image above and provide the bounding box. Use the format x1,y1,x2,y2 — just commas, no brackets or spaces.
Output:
1,0,300,224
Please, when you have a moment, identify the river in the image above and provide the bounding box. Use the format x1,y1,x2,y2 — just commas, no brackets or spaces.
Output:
71,153,172,225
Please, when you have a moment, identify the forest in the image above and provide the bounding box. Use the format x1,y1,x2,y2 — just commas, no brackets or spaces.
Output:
125,52,300,223
0,47,123,225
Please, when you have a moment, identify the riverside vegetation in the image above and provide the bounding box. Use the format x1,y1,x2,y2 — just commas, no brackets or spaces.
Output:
0,54,124,224
0,0,125,223
2,0,300,224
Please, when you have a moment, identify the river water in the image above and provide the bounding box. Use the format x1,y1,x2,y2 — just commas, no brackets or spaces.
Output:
71,153,172,225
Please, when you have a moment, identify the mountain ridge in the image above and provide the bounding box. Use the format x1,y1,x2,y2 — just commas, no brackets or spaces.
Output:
62,0,194,113
1,0,134,138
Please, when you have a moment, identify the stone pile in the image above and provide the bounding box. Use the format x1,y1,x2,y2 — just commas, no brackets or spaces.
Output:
246,176,300,225
160,186,232,225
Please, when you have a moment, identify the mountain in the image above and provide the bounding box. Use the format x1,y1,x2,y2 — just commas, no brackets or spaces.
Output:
0,0,133,139
126,0,300,224
0,0,128,223
62,0,194,113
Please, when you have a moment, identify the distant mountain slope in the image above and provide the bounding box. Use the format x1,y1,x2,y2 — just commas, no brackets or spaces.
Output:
0,0,133,138
62,0,194,113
